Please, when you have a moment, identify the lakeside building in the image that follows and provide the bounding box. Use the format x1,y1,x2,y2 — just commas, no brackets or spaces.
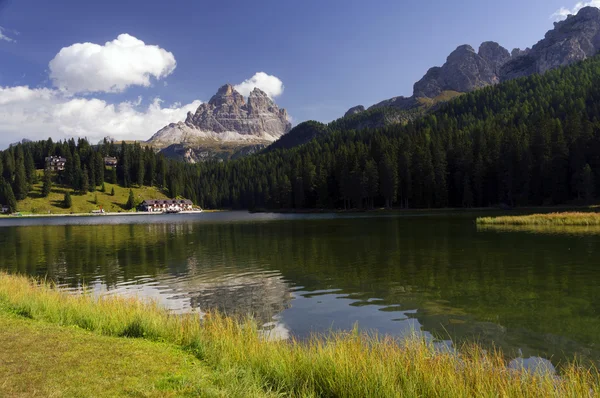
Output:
104,157,118,168
45,156,67,171
1,205,10,214
140,199,193,213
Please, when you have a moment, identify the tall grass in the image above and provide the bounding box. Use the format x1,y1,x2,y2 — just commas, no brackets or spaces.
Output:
477,212,600,226
0,272,598,397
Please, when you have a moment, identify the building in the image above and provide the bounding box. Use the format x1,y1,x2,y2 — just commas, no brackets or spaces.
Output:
104,157,118,167
45,156,66,171
1,205,10,214
140,199,193,213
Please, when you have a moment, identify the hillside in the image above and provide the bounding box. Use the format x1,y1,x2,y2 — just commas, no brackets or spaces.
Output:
14,180,168,215
171,54,600,210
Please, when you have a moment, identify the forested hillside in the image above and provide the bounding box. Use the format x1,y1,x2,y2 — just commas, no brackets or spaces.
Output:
0,139,174,212
182,55,600,210
3,55,600,212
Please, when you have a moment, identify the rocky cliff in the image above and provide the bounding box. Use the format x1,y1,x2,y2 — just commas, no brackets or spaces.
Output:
501,6,600,81
149,84,291,147
412,42,511,99
348,6,600,118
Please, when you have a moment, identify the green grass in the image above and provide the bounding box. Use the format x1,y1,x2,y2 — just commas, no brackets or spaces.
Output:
14,178,169,214
0,311,243,397
0,273,598,397
477,212,600,226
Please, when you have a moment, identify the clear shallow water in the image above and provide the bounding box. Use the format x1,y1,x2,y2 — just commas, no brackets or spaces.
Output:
1,211,599,366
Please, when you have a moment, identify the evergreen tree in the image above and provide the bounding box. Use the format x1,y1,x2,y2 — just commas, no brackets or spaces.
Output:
13,148,29,200
41,168,52,197
24,150,38,184
111,187,115,196
0,178,17,213
81,167,90,194
63,191,72,208
95,153,105,187
126,189,136,210
100,182,106,193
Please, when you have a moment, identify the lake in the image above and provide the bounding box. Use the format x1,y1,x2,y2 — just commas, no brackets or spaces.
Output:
1,211,599,367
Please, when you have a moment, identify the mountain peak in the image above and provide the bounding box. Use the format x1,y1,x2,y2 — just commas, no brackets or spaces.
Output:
149,84,291,148
501,5,600,81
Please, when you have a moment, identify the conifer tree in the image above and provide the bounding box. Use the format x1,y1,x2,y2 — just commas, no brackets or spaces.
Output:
42,168,52,197
63,191,72,208
13,148,29,200
126,189,135,210
0,178,17,213
81,167,90,194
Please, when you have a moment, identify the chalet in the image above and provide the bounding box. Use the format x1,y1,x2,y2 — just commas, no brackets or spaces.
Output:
104,157,118,167
140,199,193,213
45,156,67,171
1,205,10,214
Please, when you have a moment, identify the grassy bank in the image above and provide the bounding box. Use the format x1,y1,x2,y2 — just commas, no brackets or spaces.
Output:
0,273,598,397
0,311,251,397
477,212,600,226
13,180,169,215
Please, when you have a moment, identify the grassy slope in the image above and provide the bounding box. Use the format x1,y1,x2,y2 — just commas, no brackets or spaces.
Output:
0,311,227,397
0,272,598,397
16,178,169,214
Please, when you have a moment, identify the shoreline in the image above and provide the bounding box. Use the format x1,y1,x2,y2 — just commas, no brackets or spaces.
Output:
0,272,598,397
0,209,207,219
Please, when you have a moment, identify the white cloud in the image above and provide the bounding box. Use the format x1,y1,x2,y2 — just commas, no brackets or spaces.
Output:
0,26,15,42
234,72,284,98
49,33,177,94
0,86,201,146
552,1,600,20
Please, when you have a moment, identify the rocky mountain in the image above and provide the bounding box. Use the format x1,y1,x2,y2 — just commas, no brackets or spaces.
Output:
344,6,600,118
412,42,511,99
501,6,600,81
148,84,291,162
344,105,365,117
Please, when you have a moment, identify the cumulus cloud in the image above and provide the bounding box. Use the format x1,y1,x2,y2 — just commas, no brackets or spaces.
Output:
0,85,201,146
552,1,600,20
49,33,177,93
234,72,284,98
0,26,15,42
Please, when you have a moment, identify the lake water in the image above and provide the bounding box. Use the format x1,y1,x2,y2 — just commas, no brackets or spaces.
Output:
1,211,599,367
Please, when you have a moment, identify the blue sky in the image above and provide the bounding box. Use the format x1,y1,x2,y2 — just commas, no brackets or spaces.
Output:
0,0,591,146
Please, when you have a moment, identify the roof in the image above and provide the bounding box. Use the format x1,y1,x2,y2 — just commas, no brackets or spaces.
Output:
141,199,193,205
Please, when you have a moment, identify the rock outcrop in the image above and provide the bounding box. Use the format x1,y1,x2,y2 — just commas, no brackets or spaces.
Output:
413,42,510,99
344,105,365,117
501,6,600,81
149,84,291,147
364,6,600,118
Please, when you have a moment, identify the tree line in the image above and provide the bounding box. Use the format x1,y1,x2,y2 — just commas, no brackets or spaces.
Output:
176,55,600,210
3,55,600,212
0,138,172,212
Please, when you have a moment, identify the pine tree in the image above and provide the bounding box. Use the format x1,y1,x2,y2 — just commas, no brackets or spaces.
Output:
0,178,17,213
110,167,117,185
100,182,106,193
81,167,90,194
110,187,115,196
63,191,72,208
41,168,52,197
126,189,136,210
24,150,38,184
95,153,105,187
13,148,29,200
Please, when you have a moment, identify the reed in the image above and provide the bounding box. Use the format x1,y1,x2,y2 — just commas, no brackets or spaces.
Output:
0,272,598,397
477,212,600,226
